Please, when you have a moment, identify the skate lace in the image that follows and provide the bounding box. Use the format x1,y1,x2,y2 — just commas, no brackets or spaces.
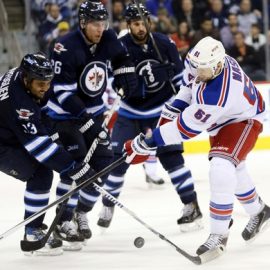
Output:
76,213,89,230
28,228,46,241
204,234,224,249
182,203,194,217
100,206,114,220
246,216,259,233
61,221,78,236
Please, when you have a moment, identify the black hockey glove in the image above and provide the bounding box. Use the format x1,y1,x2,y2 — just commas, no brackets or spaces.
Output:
112,66,138,99
79,113,109,145
68,162,100,185
143,62,175,85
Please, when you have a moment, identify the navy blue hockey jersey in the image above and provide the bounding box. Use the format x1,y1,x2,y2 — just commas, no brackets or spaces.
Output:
118,32,184,119
0,68,74,173
47,29,131,120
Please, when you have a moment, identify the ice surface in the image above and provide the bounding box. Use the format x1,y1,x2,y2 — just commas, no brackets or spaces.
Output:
0,151,269,270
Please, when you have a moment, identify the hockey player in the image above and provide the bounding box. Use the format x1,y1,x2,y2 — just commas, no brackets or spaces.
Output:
123,36,270,260
0,53,96,255
97,3,202,231
47,1,138,248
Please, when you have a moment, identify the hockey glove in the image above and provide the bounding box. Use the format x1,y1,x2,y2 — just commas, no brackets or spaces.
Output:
124,133,157,164
113,66,138,99
80,113,110,145
157,103,181,127
68,162,99,185
143,62,175,85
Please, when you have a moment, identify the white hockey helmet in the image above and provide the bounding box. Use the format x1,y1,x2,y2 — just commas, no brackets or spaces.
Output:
188,37,225,77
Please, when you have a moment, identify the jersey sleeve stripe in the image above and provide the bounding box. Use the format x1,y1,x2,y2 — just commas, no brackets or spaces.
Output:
57,92,73,104
54,82,77,92
176,115,201,139
24,136,49,152
217,61,230,107
35,143,59,162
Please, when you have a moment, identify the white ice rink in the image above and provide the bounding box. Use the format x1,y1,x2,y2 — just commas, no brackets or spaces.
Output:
0,151,270,270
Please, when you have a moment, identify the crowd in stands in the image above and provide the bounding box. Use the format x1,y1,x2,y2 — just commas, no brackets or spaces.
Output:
30,0,270,81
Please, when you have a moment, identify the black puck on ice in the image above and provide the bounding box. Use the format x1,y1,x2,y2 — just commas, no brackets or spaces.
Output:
134,237,145,248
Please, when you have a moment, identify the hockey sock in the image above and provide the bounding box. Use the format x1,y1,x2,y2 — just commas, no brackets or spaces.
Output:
235,162,263,215
209,157,237,235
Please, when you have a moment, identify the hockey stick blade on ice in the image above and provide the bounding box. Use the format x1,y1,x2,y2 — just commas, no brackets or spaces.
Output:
20,201,67,252
0,155,126,242
94,183,208,265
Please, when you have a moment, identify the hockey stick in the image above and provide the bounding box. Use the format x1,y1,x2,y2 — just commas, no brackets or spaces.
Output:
0,155,126,243
94,183,205,265
132,0,177,94
19,96,122,251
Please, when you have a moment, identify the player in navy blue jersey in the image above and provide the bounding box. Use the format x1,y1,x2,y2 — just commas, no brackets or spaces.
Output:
46,1,138,249
0,53,95,256
96,3,203,232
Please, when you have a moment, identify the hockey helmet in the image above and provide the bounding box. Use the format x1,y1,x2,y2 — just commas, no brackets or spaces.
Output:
79,1,108,24
20,53,54,81
188,37,225,77
125,3,150,23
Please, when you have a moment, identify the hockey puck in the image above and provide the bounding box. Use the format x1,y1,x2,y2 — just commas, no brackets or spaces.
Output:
134,237,145,248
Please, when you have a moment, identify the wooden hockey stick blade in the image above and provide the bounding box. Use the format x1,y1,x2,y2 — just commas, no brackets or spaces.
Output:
20,201,66,252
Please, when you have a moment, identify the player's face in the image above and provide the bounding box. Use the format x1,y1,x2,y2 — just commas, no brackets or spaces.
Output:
196,68,213,82
84,20,108,43
129,20,148,43
28,79,51,99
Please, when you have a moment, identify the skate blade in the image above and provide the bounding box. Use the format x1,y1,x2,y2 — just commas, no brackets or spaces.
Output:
62,241,83,251
24,247,63,256
199,245,226,264
179,219,204,233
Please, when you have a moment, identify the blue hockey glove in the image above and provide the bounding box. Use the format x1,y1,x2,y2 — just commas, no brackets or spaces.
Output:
112,66,138,99
67,162,100,185
79,113,110,145
143,62,175,85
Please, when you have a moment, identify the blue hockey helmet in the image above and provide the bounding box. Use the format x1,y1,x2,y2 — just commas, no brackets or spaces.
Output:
20,53,54,81
125,3,150,23
78,1,108,24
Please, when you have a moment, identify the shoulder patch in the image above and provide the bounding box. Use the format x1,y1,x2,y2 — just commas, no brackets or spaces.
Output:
54,42,67,54
16,108,34,120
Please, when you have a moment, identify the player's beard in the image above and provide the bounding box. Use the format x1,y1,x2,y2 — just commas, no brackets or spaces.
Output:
132,31,148,43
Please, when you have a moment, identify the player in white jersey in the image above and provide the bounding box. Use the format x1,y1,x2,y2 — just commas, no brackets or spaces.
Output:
122,36,270,259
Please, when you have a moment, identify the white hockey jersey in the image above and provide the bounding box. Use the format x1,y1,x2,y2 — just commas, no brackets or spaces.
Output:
153,55,265,146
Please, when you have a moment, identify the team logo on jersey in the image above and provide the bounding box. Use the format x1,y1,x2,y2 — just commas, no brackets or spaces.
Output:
16,109,34,120
80,61,107,97
54,43,67,54
136,59,165,93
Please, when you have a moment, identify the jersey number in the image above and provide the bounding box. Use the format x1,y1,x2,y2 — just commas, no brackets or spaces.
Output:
51,60,62,74
243,74,256,105
22,123,37,134
194,109,211,123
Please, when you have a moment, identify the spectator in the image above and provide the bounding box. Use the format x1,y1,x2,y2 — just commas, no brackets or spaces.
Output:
237,0,261,37
206,0,227,29
190,16,220,48
38,3,66,54
155,7,177,34
228,31,265,81
145,0,174,17
220,13,239,50
170,20,191,58
112,0,125,34
245,23,266,51
172,0,201,36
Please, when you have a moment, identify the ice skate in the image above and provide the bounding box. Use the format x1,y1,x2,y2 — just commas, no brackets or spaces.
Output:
242,203,270,242
177,200,203,232
97,206,115,228
196,234,228,262
23,226,63,256
145,174,165,186
74,211,92,242
54,220,84,251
